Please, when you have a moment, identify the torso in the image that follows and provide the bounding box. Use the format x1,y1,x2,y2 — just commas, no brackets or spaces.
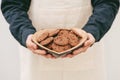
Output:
19,0,107,80
28,0,92,30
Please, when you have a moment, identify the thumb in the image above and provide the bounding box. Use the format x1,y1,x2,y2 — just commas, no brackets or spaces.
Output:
84,40,91,47
84,33,95,47
26,34,38,50
30,40,38,50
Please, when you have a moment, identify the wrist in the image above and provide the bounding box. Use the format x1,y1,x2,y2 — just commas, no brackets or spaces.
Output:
22,29,36,47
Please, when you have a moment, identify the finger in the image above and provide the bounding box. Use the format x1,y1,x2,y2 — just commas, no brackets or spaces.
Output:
33,50,46,55
67,54,74,58
42,54,56,59
29,41,38,50
45,52,56,59
62,54,69,58
51,55,56,59
84,40,91,47
73,46,88,55
40,54,48,58
61,55,66,58
46,54,53,58
62,54,73,58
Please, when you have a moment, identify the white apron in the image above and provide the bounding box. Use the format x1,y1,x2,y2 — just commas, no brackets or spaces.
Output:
19,0,107,80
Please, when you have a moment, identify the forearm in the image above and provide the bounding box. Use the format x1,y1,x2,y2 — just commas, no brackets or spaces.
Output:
1,0,36,47
82,0,119,42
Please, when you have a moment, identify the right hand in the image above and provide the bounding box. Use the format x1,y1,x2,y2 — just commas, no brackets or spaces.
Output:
26,34,56,59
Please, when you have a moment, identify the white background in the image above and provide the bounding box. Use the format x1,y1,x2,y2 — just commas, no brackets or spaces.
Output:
0,1,120,80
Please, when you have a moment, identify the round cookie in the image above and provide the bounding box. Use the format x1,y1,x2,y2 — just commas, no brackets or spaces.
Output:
46,43,52,50
49,29,60,37
54,36,69,46
37,32,49,42
68,32,79,47
51,43,71,52
40,37,53,46
58,29,69,37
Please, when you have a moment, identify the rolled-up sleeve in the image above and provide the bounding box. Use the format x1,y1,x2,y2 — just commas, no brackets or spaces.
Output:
1,0,36,47
82,0,119,42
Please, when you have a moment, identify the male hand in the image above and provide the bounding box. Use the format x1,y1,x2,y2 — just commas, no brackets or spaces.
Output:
62,29,95,58
26,34,56,59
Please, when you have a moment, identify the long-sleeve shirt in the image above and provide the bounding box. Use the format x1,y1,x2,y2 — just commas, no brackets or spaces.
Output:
1,0,119,47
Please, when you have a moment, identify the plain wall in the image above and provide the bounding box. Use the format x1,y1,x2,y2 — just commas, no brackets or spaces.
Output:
0,1,120,80
103,9,120,80
0,1,20,80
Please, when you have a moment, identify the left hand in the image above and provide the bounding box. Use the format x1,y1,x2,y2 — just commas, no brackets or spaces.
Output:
62,32,95,58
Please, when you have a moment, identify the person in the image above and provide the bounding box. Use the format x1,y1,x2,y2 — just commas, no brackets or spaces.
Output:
1,0,119,80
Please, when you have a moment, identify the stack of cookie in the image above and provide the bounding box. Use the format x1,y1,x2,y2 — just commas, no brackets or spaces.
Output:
37,29,82,52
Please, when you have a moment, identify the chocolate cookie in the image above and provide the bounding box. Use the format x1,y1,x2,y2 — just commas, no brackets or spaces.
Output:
40,37,53,46
36,29,82,53
46,43,52,49
58,29,69,37
68,32,79,47
51,43,71,52
54,36,69,46
49,29,60,37
37,32,49,42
